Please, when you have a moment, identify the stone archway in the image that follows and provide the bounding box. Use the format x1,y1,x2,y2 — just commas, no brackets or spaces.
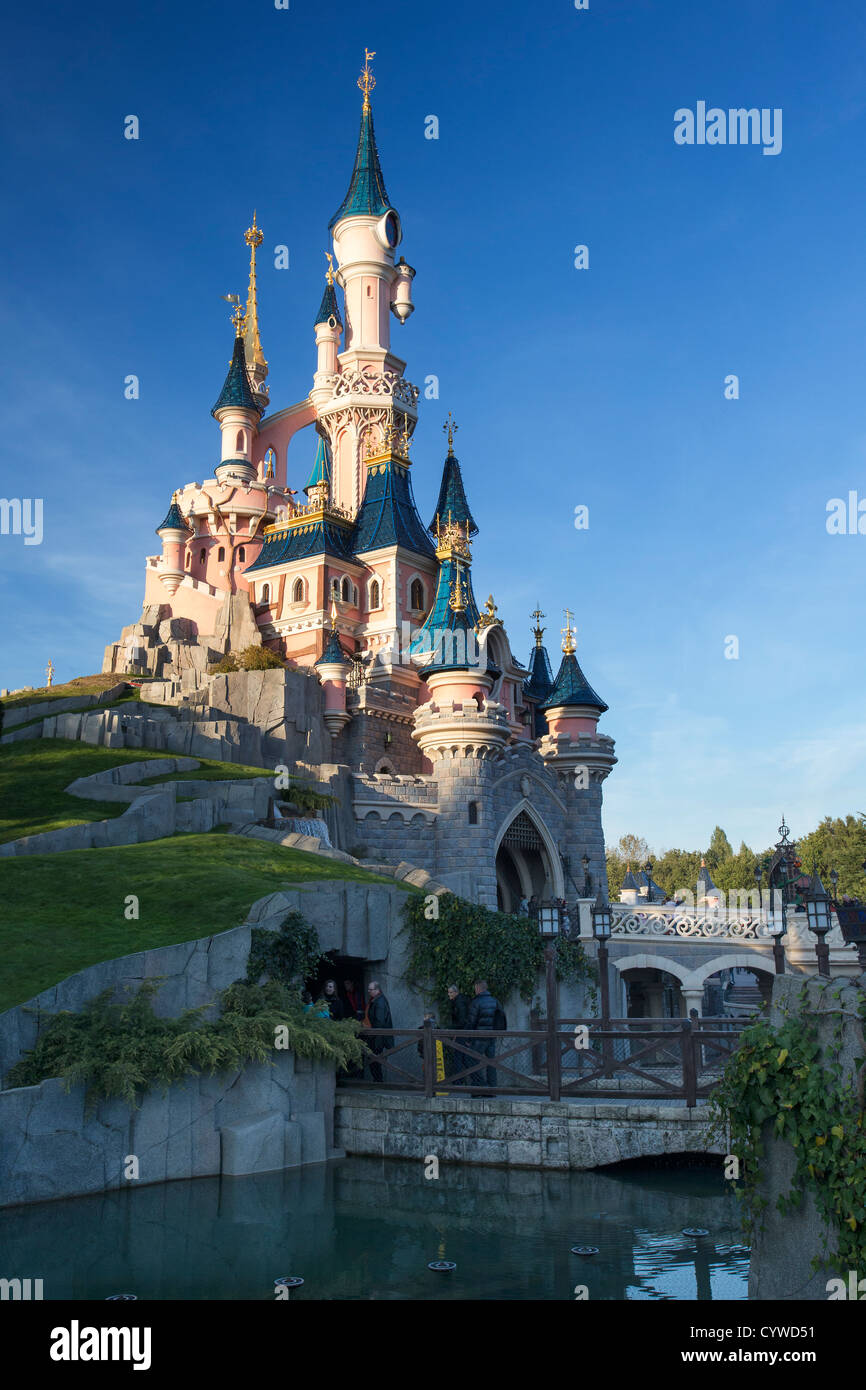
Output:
494,801,564,912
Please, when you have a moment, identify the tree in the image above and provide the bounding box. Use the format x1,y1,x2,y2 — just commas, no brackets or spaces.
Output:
705,825,734,871
610,833,650,866
795,815,866,901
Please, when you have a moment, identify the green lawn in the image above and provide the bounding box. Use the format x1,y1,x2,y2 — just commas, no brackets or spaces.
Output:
0,740,274,844
1,674,129,710
0,834,409,1011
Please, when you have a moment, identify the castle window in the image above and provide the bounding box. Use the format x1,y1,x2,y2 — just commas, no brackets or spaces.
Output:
292,577,304,603
236,430,245,453
331,578,340,599
341,576,351,603
218,546,225,562
185,551,191,570
199,547,206,565
468,801,479,825
370,579,380,610
261,584,270,604
237,546,245,563
410,578,424,611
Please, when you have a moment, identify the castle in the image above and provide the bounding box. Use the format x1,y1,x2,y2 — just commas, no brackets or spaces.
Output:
104,53,617,911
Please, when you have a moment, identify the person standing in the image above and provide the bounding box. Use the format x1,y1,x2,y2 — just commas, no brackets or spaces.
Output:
366,981,394,1082
446,984,470,1084
322,979,345,1021
466,979,501,1090
342,977,364,1021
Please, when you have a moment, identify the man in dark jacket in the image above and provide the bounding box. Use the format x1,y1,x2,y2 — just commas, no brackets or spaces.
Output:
447,984,470,1084
366,981,394,1082
466,979,500,1089
322,979,345,1021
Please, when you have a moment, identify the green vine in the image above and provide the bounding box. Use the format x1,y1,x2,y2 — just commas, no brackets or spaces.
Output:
707,995,866,1275
246,909,325,985
402,894,596,1015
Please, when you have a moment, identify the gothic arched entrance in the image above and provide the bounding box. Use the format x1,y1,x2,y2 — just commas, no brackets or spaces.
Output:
494,806,562,912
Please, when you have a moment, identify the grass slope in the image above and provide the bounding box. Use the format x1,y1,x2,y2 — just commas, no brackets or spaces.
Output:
1,674,126,710
0,739,273,844
0,834,409,1012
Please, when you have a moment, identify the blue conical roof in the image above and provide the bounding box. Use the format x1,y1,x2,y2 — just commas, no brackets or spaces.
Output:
540,651,608,714
329,101,392,229
306,436,332,491
524,642,554,702
212,333,260,417
354,454,435,558
156,495,191,535
315,278,343,327
428,449,478,537
316,627,348,666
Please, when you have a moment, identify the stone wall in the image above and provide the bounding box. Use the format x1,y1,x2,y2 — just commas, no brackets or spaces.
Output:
1,682,130,732
0,1052,336,1208
336,1091,721,1170
748,973,865,1300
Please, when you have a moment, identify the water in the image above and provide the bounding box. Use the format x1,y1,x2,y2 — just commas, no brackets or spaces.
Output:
0,1157,748,1300
274,815,331,845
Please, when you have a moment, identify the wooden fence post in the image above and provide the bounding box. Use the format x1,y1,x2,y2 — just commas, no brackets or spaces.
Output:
422,1022,434,1099
682,1019,697,1108
545,944,561,1102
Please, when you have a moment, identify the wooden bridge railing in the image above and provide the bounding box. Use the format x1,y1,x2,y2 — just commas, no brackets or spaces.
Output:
338,1017,745,1106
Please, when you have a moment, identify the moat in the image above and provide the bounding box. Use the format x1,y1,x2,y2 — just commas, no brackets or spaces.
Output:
0,1156,748,1301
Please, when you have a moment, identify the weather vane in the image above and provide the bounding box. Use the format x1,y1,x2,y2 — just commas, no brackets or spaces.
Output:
222,293,244,336
561,607,576,654
358,48,376,108
442,412,458,453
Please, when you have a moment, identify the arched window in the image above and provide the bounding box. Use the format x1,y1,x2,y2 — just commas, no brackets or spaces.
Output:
261,584,270,604
237,546,245,563
218,546,225,562
468,801,479,825
370,579,380,610
292,577,304,603
410,578,424,611
235,430,245,453
199,547,206,565
185,551,191,570
331,578,340,599
341,576,351,603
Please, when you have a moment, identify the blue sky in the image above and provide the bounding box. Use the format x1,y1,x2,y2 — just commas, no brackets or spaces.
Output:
2,0,865,852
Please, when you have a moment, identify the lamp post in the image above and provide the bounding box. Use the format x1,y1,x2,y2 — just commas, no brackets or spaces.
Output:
830,868,839,904
805,865,831,978
644,858,654,902
592,889,613,1075
764,874,787,976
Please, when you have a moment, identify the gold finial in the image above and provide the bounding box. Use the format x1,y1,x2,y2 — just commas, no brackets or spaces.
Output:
45,659,55,688
442,412,458,454
243,215,268,378
330,598,338,630
358,48,376,109
561,607,576,655
531,605,545,647
325,251,335,286
448,559,467,614
223,293,244,337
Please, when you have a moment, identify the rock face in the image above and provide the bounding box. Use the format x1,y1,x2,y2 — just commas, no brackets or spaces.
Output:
102,592,261,680
747,974,864,1300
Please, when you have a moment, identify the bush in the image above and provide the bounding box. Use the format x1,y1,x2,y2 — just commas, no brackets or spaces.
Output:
214,646,284,673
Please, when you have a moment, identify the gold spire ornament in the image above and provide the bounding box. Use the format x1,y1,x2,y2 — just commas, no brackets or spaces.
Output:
531,605,546,647
325,251,335,286
45,659,55,688
358,48,376,109
243,213,268,377
223,293,244,338
561,608,576,655
476,594,501,632
448,559,468,614
442,412,458,455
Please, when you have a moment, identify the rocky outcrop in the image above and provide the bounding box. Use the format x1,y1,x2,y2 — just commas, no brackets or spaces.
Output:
102,592,261,681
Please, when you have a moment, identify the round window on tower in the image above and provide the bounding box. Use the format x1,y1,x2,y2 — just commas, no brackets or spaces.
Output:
375,209,401,250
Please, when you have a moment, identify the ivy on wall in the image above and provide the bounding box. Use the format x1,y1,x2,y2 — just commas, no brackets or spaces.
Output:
402,894,596,1016
246,909,325,986
708,981,866,1275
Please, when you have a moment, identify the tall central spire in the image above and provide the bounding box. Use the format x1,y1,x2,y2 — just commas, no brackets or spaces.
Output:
242,213,268,407
329,49,392,228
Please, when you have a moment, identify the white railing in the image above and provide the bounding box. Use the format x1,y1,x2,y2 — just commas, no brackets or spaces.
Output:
611,906,767,940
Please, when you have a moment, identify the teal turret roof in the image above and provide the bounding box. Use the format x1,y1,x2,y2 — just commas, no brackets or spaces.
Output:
156,495,191,535
540,651,608,714
409,557,499,677
622,868,639,891
524,638,555,736
315,279,343,328
353,454,436,558
428,449,478,537
212,333,261,417
316,627,348,666
245,515,354,572
306,436,332,491
329,100,392,229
